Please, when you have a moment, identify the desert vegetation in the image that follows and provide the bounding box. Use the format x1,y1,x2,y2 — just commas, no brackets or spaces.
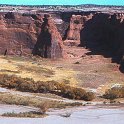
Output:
0,74,95,101
2,111,47,118
103,86,124,100
0,92,82,112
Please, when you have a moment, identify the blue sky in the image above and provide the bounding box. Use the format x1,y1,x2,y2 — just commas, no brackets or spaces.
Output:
0,0,124,5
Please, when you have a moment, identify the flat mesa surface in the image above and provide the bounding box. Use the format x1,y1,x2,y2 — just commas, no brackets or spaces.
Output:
0,106,124,124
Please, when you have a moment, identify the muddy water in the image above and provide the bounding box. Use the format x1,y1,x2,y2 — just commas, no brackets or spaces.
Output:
0,106,124,124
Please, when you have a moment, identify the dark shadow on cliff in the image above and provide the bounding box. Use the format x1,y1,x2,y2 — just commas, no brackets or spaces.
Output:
61,11,96,22
119,58,124,73
32,14,63,59
32,15,52,58
80,13,124,72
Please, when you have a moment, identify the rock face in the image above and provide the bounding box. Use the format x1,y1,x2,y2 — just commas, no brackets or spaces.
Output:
120,55,124,73
0,12,63,58
5,12,16,19
0,15,6,28
33,14,63,58
0,28,34,55
63,12,124,71
63,12,124,60
0,11,124,67
75,12,124,73
0,12,42,55
64,14,93,46
66,15,83,41
80,13,124,60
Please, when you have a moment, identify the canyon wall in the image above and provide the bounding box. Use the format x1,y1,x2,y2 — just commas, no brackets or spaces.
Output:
0,12,42,56
64,14,93,46
0,11,124,67
63,12,124,62
33,14,63,58
60,12,124,72
80,13,124,61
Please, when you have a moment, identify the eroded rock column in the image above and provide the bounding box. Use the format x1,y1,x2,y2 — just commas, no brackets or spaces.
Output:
33,14,63,58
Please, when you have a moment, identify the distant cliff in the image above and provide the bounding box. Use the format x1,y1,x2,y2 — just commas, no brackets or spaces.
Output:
33,14,63,58
0,11,124,70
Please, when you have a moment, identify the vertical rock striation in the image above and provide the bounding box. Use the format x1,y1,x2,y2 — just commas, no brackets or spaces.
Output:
64,14,93,46
33,14,63,58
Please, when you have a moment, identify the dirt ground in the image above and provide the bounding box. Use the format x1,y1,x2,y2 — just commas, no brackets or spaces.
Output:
0,46,124,96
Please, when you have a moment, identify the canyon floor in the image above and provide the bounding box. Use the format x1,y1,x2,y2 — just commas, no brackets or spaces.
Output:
0,4,124,123
1,105,124,124
0,46,124,120
0,46,123,94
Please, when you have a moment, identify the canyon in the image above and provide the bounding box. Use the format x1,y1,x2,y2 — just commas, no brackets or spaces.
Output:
0,5,124,122
0,9,124,71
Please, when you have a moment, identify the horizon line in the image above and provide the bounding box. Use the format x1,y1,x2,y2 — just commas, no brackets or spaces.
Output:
0,3,123,6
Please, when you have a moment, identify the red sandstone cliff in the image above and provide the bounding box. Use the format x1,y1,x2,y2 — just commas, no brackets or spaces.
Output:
33,14,63,58
0,11,124,70
0,12,42,55
64,14,93,46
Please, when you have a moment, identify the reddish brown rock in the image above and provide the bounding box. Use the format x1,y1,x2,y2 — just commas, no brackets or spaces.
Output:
67,15,83,41
64,14,93,46
33,14,63,58
0,11,124,66
5,12,15,19
0,15,6,28
0,28,35,55
80,13,124,64
0,12,38,55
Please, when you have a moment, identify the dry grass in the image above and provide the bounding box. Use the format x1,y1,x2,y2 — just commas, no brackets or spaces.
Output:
0,74,95,101
1,50,124,95
0,92,82,110
2,111,47,118
103,87,124,100
18,65,55,76
0,56,78,85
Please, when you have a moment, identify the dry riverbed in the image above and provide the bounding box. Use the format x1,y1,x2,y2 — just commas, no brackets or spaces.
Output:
0,105,124,124
0,55,124,123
